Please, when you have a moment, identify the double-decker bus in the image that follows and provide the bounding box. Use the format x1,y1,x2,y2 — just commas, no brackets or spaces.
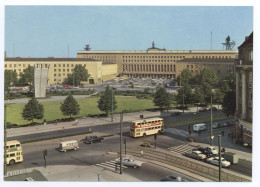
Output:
130,117,164,137
5,140,23,165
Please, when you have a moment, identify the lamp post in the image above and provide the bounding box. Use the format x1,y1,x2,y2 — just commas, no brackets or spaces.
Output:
4,104,7,175
180,72,184,113
210,94,213,146
119,112,123,174
218,135,222,182
111,88,114,122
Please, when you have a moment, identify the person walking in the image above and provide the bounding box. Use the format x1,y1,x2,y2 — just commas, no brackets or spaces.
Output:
140,149,144,158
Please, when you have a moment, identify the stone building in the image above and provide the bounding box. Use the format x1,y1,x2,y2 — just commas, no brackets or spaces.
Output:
77,43,238,80
4,57,118,86
234,32,253,146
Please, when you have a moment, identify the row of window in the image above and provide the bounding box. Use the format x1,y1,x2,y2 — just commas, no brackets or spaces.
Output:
123,56,184,59
6,152,21,158
123,64,176,72
54,69,74,72
123,59,177,62
122,55,232,59
135,126,161,131
5,64,30,68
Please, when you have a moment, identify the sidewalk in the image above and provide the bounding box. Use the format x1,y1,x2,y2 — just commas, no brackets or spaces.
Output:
27,165,142,182
6,109,178,138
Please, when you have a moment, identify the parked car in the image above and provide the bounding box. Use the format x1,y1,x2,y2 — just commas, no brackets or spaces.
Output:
199,107,208,112
116,157,143,168
206,146,218,155
185,150,206,160
160,174,182,181
213,122,221,129
196,147,213,157
84,136,104,144
207,156,231,168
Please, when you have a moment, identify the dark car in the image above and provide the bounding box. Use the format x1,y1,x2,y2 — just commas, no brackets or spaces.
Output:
160,174,189,182
160,174,182,182
84,136,104,144
196,147,213,157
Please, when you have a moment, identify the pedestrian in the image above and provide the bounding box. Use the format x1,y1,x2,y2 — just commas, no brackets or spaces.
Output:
115,163,118,172
140,149,144,158
76,119,78,125
221,147,225,153
222,130,224,136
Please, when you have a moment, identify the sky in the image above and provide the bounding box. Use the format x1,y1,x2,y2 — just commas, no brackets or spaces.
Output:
4,6,253,58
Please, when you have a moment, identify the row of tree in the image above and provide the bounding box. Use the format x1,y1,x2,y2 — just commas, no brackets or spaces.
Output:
5,64,90,93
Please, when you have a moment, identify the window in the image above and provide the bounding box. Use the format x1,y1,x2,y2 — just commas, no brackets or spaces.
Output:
5,64,7,67
54,64,56,67
63,64,65,67
249,51,253,61
9,64,12,67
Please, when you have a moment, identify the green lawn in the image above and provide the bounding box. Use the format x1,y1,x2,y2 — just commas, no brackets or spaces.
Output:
6,96,157,126
164,113,233,127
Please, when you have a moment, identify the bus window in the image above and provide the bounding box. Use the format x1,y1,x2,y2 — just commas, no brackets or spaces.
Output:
152,121,154,123
10,145,15,148
16,144,20,147
10,153,15,157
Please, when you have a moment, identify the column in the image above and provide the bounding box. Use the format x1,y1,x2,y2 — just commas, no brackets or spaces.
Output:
235,71,239,116
241,70,247,119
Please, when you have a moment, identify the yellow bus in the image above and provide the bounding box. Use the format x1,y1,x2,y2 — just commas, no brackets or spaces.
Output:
5,140,23,165
130,117,164,137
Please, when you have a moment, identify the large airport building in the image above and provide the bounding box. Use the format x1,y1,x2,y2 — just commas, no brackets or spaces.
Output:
4,43,238,86
77,43,238,80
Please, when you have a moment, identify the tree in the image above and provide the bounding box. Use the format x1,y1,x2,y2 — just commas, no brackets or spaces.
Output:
176,83,193,107
197,68,218,87
222,90,236,116
22,97,44,124
221,72,236,116
192,88,205,111
4,70,18,92
60,94,80,119
153,87,171,111
213,89,224,109
63,65,90,86
98,85,117,116
177,69,194,86
18,65,34,91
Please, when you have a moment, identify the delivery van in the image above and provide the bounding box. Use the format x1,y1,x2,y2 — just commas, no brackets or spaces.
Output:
59,140,79,152
193,123,207,132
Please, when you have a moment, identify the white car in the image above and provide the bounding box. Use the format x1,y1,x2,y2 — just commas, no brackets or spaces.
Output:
207,146,218,155
116,157,143,168
207,157,231,168
185,150,207,160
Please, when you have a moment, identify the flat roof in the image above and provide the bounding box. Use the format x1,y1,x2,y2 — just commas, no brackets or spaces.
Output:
77,50,238,54
177,58,236,63
5,57,99,62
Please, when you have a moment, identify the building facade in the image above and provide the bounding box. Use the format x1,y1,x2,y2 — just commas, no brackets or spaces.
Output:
4,57,118,86
77,44,238,80
234,32,253,146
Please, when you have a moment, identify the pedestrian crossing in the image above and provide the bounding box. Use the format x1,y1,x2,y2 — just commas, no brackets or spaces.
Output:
168,143,197,155
92,158,128,171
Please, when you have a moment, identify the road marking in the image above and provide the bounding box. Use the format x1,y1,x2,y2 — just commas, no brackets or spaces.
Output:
93,159,128,171
168,144,197,154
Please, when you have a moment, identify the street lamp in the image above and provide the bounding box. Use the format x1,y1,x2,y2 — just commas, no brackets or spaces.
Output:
4,104,7,175
111,87,114,122
210,94,213,146
180,72,184,113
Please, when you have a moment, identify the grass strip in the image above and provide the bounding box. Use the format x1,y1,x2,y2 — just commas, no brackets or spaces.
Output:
165,113,234,127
